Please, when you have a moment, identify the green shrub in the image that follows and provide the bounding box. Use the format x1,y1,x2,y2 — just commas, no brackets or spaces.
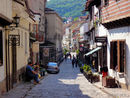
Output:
76,49,79,55
87,70,92,74
83,64,91,72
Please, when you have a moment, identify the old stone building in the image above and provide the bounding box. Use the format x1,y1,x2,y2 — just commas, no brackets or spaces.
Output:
0,0,47,95
26,0,47,64
0,0,12,95
41,8,63,64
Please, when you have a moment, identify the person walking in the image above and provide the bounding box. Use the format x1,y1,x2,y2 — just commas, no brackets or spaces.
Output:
69,53,72,60
75,58,78,68
64,54,67,61
72,56,76,68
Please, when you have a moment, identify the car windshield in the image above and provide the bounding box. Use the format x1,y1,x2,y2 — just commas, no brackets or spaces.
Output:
48,62,57,66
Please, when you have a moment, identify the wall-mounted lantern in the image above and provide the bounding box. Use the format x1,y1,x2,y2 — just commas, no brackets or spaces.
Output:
12,14,20,27
8,14,21,46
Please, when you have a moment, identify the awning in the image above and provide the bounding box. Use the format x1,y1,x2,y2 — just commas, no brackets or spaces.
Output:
84,47,101,56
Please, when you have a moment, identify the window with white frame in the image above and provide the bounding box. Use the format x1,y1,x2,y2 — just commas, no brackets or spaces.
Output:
110,40,126,72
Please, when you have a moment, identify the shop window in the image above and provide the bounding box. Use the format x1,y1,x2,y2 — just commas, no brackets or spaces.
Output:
0,31,3,66
110,41,125,72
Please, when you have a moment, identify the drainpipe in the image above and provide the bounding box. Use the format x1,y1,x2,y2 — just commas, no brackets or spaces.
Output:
5,27,11,91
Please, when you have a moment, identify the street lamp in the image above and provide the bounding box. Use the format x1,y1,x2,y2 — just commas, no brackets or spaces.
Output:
8,14,21,46
13,14,20,27
5,14,20,31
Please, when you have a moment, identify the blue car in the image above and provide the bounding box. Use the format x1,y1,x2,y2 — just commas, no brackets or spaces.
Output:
46,62,60,74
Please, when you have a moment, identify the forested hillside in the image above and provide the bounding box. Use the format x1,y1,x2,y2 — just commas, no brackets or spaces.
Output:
47,0,86,18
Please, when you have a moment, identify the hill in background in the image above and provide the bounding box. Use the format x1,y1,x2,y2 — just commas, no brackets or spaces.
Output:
47,0,86,19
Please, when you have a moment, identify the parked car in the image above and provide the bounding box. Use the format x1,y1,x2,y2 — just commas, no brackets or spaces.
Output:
46,62,60,74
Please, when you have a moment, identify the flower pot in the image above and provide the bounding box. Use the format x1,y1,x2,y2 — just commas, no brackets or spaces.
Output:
102,76,116,88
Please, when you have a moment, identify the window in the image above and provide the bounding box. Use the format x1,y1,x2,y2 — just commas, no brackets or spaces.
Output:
110,40,125,72
104,0,109,6
0,31,3,66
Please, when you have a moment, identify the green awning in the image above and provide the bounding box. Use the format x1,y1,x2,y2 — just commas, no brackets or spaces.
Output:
84,47,101,56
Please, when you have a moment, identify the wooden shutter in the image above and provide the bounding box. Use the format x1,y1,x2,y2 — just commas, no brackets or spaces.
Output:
119,41,125,72
110,42,114,69
117,41,120,72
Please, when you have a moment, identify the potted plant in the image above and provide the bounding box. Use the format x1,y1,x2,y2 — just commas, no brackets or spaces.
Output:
102,76,116,87
92,74,100,83
83,64,92,81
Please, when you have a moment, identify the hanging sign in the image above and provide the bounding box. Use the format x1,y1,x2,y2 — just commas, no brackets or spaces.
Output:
95,37,107,43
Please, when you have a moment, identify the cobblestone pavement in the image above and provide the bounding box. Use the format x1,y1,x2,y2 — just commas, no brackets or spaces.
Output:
94,81,130,98
2,59,130,98
24,59,112,98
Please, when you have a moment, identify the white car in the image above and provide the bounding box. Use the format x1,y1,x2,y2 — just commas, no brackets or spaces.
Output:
46,62,60,74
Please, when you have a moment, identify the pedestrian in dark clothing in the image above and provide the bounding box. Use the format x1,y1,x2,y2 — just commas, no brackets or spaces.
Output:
70,53,72,60
64,54,67,61
75,58,78,67
72,57,76,68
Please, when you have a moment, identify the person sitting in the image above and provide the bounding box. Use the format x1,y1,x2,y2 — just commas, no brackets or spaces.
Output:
26,62,40,84
34,65,41,79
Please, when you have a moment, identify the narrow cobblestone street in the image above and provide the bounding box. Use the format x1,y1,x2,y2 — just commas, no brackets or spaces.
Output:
23,59,112,98
2,59,130,98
